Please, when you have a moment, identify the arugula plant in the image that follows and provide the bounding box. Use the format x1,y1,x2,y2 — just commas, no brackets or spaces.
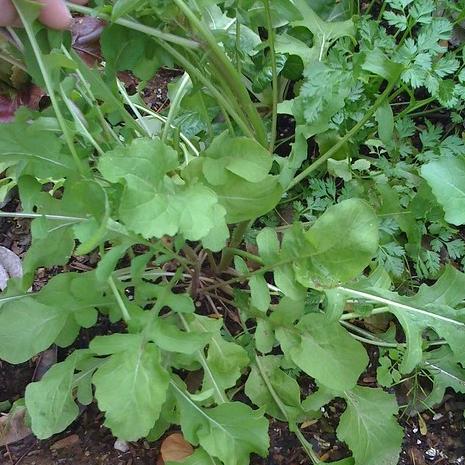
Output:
1,1,465,464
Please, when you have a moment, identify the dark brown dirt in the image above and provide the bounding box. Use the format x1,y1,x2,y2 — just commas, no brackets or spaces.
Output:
141,68,184,113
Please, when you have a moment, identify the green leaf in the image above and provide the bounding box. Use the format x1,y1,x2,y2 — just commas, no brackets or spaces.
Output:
93,341,170,440
173,384,269,465
0,123,74,178
245,355,303,422
255,318,275,353
101,25,145,73
147,316,213,354
276,313,368,390
0,297,68,363
25,354,79,439
249,274,271,312
112,0,144,19
362,49,402,82
269,296,304,327
421,156,465,226
375,101,394,146
90,333,141,355
212,174,283,223
95,243,132,283
342,266,465,372
292,0,355,63
99,138,228,248
256,227,280,264
291,62,354,137
274,264,307,300
422,347,465,408
294,199,379,287
202,133,273,184
337,387,403,465
204,335,250,393
166,448,214,465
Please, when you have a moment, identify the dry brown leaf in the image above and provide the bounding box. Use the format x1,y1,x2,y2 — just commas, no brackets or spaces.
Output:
50,434,80,450
0,408,32,446
0,246,23,291
159,433,194,464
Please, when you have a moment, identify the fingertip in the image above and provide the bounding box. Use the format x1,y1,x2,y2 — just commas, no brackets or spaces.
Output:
38,0,72,30
0,0,18,27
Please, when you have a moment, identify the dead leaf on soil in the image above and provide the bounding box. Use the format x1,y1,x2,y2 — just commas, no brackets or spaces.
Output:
0,245,23,290
50,434,80,450
0,408,32,446
158,433,194,465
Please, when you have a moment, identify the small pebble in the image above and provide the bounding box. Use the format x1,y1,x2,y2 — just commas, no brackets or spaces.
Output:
433,413,443,421
114,439,129,453
425,448,437,458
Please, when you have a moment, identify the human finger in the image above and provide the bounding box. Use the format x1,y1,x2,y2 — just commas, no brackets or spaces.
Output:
38,0,72,29
0,0,18,27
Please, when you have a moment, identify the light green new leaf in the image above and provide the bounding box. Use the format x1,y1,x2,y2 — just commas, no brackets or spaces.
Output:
421,156,465,226
294,198,379,288
93,342,169,440
174,384,269,465
99,138,227,248
25,354,79,439
276,313,368,390
0,297,68,363
337,387,403,465
245,355,304,422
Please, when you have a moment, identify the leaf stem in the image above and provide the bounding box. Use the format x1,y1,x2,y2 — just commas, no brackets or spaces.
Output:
179,314,227,403
254,356,322,464
162,73,191,142
172,0,266,146
65,2,200,49
0,211,85,221
133,103,199,156
218,221,250,272
154,39,255,139
0,50,26,72
14,1,86,176
286,76,400,191
263,0,278,153
107,275,131,321
227,248,264,265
